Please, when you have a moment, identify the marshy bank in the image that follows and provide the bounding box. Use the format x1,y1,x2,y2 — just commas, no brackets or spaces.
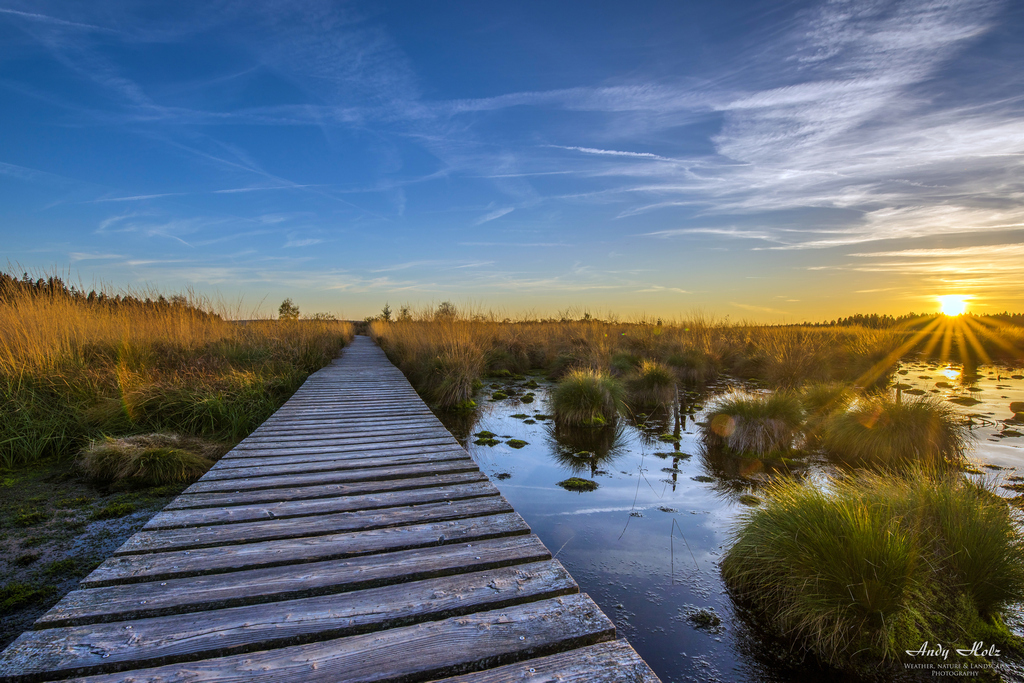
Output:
370,311,1024,682
0,277,353,647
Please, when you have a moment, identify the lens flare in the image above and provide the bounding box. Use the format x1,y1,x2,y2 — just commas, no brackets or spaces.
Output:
937,295,968,316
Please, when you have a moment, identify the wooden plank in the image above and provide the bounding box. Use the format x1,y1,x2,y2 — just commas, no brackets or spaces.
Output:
81,512,531,586
237,423,451,444
145,481,499,529
200,450,470,481
118,499,516,557
115,497,515,555
230,433,458,452
166,472,489,510
2,562,577,681
184,459,481,495
249,418,442,436
51,594,614,683
223,436,459,458
428,640,662,683
38,535,552,627
213,443,466,469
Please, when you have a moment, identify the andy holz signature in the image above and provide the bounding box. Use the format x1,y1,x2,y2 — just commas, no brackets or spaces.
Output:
905,642,1002,659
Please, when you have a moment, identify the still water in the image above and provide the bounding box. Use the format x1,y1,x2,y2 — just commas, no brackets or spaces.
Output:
437,361,1024,683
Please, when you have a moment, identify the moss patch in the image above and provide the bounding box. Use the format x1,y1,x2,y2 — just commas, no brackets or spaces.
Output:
557,477,599,492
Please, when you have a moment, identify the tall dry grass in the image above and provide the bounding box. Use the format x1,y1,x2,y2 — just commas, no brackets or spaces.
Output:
0,287,353,469
369,309,911,408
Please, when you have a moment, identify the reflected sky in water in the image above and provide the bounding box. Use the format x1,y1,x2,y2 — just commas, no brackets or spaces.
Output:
439,364,1024,683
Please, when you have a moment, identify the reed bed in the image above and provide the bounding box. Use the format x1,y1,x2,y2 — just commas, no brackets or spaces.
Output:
369,309,913,409
0,286,352,469
723,470,1024,669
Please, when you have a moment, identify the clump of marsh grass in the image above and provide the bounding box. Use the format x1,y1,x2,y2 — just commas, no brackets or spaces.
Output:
702,390,804,458
722,470,1024,668
78,433,225,486
821,393,970,469
625,360,676,408
550,368,624,427
800,382,856,443
666,347,718,384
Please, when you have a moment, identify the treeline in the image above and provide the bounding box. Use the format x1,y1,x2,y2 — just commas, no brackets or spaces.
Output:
804,312,1024,328
0,272,218,319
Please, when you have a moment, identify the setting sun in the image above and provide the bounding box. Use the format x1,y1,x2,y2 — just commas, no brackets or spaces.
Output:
937,295,968,316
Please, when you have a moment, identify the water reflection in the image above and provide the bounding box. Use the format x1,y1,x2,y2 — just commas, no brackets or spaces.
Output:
547,422,627,477
431,363,1024,683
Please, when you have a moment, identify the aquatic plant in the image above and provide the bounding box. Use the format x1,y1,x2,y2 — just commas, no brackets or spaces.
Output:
820,394,970,469
702,390,804,458
722,470,1024,668
557,477,599,492
625,360,676,407
550,368,624,426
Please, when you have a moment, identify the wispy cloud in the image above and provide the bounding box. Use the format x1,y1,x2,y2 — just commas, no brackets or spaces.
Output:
68,252,123,261
471,207,515,226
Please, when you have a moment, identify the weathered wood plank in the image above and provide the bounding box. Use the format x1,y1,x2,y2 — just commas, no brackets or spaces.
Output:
235,424,452,445
213,443,466,469
184,459,481,495
222,436,459,458
2,562,577,682
52,594,614,683
145,481,499,529
166,472,489,510
249,418,442,436
232,429,458,447
200,450,470,481
81,512,531,586
115,497,515,555
38,535,552,628
428,639,662,683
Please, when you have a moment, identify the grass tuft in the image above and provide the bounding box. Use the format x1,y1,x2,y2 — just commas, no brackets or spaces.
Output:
625,360,676,407
722,470,1024,668
550,368,624,427
78,433,223,486
702,390,804,458
821,394,970,469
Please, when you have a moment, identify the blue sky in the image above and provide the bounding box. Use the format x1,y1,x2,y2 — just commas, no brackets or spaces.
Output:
2,0,1022,320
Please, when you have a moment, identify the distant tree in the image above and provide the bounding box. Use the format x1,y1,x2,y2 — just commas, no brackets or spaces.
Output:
305,312,337,321
380,302,392,323
435,301,458,320
278,298,300,320
398,305,412,322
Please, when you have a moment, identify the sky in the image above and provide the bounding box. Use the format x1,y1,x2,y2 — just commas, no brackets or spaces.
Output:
1,0,1022,321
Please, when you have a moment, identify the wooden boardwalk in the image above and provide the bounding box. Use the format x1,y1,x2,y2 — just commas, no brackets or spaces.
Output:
0,336,660,683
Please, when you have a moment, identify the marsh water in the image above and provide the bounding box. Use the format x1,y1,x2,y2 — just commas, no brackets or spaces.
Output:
438,361,1024,683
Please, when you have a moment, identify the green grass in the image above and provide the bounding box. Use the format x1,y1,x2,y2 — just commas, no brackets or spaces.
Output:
625,360,676,407
78,433,223,486
820,394,970,469
0,582,56,612
550,368,624,427
702,390,804,458
722,470,1024,669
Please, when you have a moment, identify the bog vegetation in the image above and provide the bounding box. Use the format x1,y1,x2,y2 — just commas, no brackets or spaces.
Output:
723,470,1024,667
369,302,1024,672
0,273,353,474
